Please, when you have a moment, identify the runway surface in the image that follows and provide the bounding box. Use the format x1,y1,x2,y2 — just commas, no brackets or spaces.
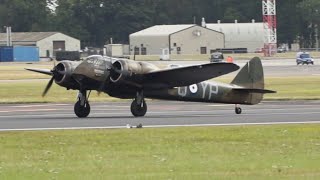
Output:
0,100,320,131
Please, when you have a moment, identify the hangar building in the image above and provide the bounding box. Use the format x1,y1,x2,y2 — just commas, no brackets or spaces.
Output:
0,32,80,58
129,25,224,55
205,20,264,53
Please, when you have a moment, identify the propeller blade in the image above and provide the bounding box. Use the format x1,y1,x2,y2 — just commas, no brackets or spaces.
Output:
25,68,52,76
42,76,55,97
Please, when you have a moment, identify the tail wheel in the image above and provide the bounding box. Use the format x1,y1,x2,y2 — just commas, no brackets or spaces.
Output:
235,107,242,114
131,99,147,117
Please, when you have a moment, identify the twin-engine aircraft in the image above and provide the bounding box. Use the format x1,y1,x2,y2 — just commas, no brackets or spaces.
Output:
26,56,275,117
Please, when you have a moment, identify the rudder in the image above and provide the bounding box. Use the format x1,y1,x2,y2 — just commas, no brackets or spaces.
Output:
231,57,264,89
231,57,265,104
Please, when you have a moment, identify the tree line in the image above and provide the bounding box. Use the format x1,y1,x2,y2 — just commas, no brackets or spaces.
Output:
0,0,319,49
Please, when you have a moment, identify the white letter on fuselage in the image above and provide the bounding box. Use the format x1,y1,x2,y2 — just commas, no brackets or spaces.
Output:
178,87,187,97
200,83,208,98
208,84,219,99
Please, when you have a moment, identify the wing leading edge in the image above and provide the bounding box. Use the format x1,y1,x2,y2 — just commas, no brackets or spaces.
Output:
142,62,239,88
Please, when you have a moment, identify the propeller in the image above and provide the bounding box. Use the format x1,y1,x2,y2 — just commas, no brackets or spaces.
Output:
42,76,54,97
41,62,66,97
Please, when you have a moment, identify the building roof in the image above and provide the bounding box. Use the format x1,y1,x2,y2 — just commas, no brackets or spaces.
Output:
130,25,195,37
0,32,60,42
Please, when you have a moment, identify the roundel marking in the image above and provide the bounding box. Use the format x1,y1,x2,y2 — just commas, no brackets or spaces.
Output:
189,84,198,94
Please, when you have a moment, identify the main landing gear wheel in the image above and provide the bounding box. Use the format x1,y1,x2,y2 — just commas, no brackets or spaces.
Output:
74,101,91,118
131,99,147,117
74,90,91,118
235,107,242,114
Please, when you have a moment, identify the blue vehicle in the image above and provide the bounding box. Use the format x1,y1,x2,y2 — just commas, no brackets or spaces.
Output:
296,52,314,65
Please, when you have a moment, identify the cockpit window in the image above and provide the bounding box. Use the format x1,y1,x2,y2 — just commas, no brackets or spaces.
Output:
86,55,104,61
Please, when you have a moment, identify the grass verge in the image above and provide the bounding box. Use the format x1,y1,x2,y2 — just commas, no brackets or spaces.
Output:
0,81,118,103
0,124,319,179
0,76,319,103
0,62,52,80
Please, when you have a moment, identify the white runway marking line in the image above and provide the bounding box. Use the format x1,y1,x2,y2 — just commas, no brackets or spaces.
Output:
1,121,320,132
0,109,57,113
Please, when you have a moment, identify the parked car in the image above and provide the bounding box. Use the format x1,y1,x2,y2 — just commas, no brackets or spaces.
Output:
296,52,314,65
210,52,224,63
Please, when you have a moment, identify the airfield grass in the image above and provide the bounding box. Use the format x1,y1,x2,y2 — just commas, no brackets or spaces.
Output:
0,124,319,179
0,76,319,103
217,76,320,100
0,62,51,80
0,80,118,103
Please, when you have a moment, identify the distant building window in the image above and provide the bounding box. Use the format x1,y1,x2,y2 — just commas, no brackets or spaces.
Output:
141,47,147,55
134,47,140,55
173,43,177,47
200,47,207,54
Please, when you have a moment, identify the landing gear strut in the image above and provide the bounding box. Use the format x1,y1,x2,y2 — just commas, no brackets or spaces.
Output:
131,91,147,117
74,90,91,118
235,104,242,114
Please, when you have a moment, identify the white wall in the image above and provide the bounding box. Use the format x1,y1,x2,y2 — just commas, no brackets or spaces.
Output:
130,26,224,55
207,23,264,52
170,26,224,55
37,33,80,57
130,35,169,55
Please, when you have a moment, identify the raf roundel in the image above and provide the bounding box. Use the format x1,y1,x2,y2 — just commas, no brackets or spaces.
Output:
189,84,198,94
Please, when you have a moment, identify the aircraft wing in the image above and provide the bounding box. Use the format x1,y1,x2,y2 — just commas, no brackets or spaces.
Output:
141,62,239,88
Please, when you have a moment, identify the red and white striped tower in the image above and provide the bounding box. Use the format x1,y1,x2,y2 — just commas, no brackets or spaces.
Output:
262,0,277,56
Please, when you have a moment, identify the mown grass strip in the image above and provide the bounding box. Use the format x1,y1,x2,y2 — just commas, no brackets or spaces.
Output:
0,76,320,103
0,81,117,103
0,124,319,179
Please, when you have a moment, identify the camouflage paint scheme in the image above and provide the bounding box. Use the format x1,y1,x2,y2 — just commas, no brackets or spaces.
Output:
26,55,275,117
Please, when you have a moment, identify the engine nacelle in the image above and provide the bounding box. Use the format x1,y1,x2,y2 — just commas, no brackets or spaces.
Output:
110,60,141,83
54,61,80,89
110,60,160,83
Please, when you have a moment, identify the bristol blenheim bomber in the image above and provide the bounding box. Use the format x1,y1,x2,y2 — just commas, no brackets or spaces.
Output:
26,56,275,117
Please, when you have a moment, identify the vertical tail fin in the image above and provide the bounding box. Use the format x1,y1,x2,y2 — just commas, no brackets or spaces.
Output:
231,57,267,104
231,57,264,89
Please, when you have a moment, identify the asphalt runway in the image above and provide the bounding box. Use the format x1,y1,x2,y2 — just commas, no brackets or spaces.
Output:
0,100,320,131
1,59,319,131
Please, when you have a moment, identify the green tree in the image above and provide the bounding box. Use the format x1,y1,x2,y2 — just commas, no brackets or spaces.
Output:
276,0,303,47
297,0,320,48
0,0,50,32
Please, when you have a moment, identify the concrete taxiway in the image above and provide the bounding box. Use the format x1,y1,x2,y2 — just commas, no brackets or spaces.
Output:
0,100,319,131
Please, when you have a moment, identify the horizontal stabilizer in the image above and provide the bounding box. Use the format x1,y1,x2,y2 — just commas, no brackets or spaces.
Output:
232,88,276,94
25,68,52,76
143,63,239,87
